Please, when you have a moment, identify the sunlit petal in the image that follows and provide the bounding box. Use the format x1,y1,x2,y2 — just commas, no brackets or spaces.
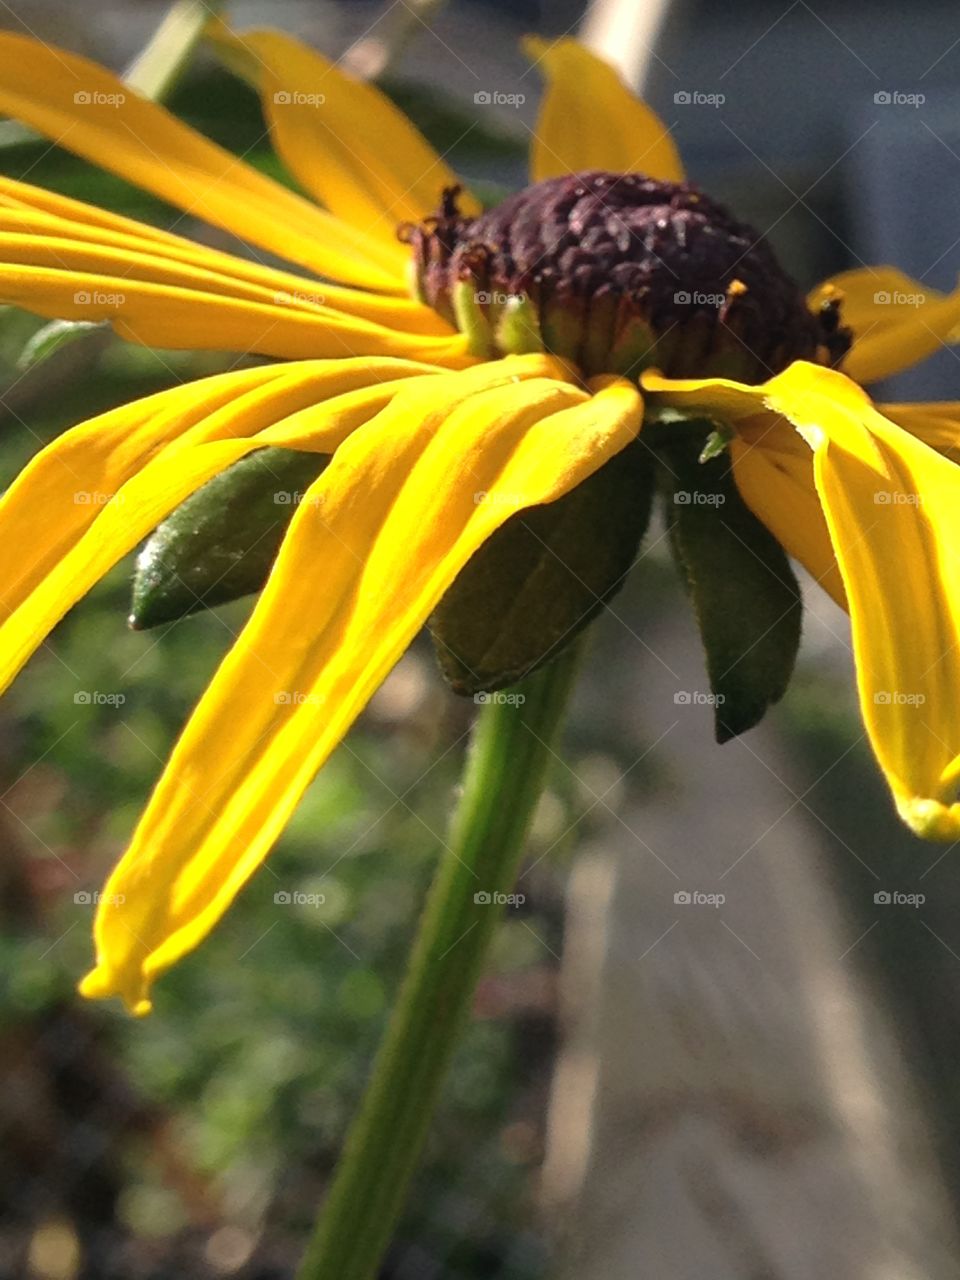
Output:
79,362,642,1012
0,31,404,291
644,361,960,838
523,37,683,184
0,359,440,694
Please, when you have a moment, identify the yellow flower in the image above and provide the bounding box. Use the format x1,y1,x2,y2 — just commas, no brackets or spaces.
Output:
0,25,958,1013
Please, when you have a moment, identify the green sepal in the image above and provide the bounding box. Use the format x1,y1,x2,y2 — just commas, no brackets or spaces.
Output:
18,319,105,371
130,446,330,629
664,426,802,742
429,441,655,695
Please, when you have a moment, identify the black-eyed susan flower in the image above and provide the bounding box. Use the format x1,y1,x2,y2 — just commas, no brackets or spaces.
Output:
1,25,959,1014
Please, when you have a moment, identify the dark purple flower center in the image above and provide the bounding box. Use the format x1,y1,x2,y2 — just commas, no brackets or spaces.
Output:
402,171,850,381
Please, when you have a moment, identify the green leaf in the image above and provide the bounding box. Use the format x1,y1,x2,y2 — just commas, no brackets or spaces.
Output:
664,427,802,742
430,441,655,695
130,447,330,629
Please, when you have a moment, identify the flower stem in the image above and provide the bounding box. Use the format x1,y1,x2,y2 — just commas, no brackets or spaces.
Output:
297,645,583,1280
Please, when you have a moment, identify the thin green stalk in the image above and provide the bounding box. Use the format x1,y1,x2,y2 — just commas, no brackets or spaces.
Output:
125,0,224,101
297,645,583,1280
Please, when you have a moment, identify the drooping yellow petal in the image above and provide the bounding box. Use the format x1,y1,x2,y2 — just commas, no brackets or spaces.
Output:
0,31,404,292
523,37,683,184
0,180,455,336
0,254,469,363
809,267,960,384
0,359,440,693
79,361,642,1013
210,23,480,245
644,361,960,838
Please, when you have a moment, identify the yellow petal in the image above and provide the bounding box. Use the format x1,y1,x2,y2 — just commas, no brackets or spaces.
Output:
730,421,845,608
523,37,683,184
211,24,480,245
0,180,455,337
79,360,642,1012
0,359,440,693
0,253,469,363
809,267,960,384
878,401,960,461
0,31,404,292
645,361,960,838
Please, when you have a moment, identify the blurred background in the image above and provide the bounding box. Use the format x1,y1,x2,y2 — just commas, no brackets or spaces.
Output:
3,0,960,1277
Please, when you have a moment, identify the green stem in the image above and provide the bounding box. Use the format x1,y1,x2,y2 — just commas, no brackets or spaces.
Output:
124,0,224,101
297,646,583,1280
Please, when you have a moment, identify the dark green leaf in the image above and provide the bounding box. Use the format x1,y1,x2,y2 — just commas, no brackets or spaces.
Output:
665,427,802,741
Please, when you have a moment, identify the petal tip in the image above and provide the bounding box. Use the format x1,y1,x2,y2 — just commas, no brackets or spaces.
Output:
79,964,153,1016
896,797,960,842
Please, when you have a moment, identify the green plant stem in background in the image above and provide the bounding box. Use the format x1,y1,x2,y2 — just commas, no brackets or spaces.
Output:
297,644,583,1280
125,0,225,101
